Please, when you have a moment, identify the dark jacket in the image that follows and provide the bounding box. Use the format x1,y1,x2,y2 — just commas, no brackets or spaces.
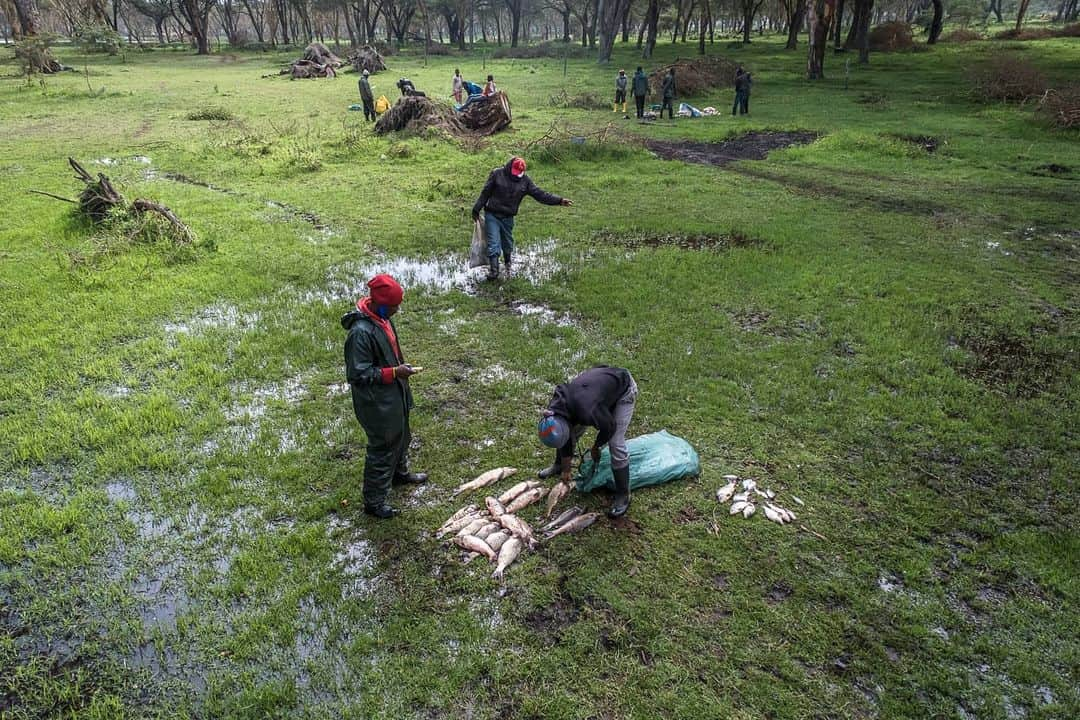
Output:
615,74,628,91
342,309,413,429
735,71,752,93
632,70,649,97
472,159,563,219
547,366,633,459
661,72,676,99
359,76,374,102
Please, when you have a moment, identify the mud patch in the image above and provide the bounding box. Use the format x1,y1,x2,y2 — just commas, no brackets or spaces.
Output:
951,324,1072,398
523,596,579,643
1031,163,1071,177
890,133,941,153
646,131,819,167
592,229,759,251
674,505,701,524
766,582,793,604
609,515,642,534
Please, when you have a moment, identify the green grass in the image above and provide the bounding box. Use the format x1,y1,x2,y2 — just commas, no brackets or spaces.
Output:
1,33,1078,719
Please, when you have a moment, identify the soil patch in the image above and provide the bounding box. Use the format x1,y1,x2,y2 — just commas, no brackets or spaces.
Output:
592,229,759,250
609,515,642,534
523,595,579,643
766,582,793,604
953,327,1071,397
891,133,941,153
1031,163,1072,178
646,131,819,167
674,505,701,524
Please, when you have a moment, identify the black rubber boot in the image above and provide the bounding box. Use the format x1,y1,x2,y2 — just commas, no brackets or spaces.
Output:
608,466,630,518
364,504,399,519
537,462,561,479
392,471,428,486
503,253,512,278
486,256,500,281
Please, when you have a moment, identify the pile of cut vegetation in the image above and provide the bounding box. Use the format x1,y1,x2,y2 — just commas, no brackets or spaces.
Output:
968,52,1047,103
375,92,512,136
347,45,386,74
493,41,588,59
1039,85,1080,129
994,23,1080,41
868,21,914,51
648,56,739,96
282,42,343,79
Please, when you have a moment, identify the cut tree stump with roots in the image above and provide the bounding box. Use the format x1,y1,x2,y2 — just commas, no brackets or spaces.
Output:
282,42,343,79
649,57,740,97
375,92,512,136
348,45,387,74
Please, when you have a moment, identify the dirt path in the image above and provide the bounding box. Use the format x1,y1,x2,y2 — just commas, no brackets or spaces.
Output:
645,131,819,167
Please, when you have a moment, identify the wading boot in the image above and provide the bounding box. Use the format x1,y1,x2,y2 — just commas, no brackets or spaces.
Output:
486,256,500,281
608,466,630,518
363,503,399,519
392,471,429,486
503,252,512,278
537,462,561,479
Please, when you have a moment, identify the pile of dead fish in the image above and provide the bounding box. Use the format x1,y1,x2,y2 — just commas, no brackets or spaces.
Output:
436,467,598,580
716,474,803,525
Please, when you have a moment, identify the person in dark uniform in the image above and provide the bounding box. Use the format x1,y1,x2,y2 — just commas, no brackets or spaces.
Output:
358,69,375,122
537,366,639,518
660,68,676,120
341,274,427,519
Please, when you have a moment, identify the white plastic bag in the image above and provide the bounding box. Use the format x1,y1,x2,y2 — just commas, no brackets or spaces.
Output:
468,219,486,268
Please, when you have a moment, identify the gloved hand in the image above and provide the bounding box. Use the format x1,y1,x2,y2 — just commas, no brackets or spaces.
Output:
590,445,601,464
472,212,480,222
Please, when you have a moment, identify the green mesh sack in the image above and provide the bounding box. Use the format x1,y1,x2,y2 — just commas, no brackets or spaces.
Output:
575,430,700,492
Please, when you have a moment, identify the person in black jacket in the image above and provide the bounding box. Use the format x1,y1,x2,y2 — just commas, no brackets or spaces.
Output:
537,366,639,518
341,274,427,519
472,157,573,280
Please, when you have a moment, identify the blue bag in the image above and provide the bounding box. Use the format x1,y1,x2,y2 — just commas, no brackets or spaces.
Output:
575,430,700,492
463,80,483,96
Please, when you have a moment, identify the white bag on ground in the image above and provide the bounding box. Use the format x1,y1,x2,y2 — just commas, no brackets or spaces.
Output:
468,219,486,268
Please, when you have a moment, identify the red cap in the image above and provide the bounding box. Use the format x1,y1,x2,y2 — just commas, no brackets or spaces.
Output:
510,157,526,177
367,274,403,306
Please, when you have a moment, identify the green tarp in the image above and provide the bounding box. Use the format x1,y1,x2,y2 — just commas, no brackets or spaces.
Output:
575,430,700,493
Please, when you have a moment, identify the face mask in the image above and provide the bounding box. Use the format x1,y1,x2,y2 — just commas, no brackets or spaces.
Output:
377,304,391,318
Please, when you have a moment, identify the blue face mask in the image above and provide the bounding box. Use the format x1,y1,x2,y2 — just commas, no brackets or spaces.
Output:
376,304,391,319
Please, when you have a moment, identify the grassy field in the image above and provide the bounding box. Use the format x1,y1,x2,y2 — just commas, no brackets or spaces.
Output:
1,31,1078,720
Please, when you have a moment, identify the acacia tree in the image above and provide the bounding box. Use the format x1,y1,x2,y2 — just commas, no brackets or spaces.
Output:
738,0,764,43
597,0,628,61
640,0,657,56
782,0,804,48
175,0,215,53
927,0,943,43
806,0,834,79
11,0,63,71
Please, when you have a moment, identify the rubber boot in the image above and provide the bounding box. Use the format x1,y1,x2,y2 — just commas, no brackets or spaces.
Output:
537,461,561,479
612,103,617,112
392,471,428,486
503,252,512,278
608,465,630,518
486,256,500,281
364,503,399,519
622,102,627,114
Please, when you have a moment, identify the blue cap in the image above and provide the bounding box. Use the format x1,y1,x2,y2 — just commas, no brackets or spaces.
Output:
537,415,569,448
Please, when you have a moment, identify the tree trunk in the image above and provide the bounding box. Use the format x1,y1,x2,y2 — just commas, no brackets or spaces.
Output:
833,0,844,47
642,0,658,56
786,2,805,48
597,0,626,62
806,0,834,79
1015,0,1032,30
854,0,872,63
927,0,943,43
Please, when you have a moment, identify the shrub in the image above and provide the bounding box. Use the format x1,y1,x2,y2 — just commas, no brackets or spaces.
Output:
185,105,235,121
968,52,1048,103
942,29,982,43
549,90,607,110
74,25,122,55
868,22,914,51
1039,85,1080,129
492,42,588,59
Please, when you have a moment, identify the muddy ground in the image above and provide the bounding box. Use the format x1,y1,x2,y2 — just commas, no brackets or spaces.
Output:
645,131,819,167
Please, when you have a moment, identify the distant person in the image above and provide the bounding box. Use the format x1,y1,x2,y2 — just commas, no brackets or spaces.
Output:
482,74,497,97
733,64,751,116
661,68,676,120
472,156,573,281
358,69,375,122
452,68,464,104
632,66,649,119
614,69,628,115
341,274,428,519
537,365,639,518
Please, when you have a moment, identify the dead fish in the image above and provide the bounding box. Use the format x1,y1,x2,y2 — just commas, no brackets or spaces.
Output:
741,479,757,492
504,487,545,514
455,534,497,561
543,512,599,539
498,513,534,539
485,531,510,552
452,467,518,497
716,482,737,503
455,518,488,538
730,501,749,515
474,522,501,540
492,537,523,580
792,496,805,506
763,506,785,525
439,504,478,530
783,507,798,521
742,503,756,518
732,492,749,504
497,480,542,505
436,512,484,538
722,474,739,481
541,506,582,533
543,481,573,517
485,496,507,518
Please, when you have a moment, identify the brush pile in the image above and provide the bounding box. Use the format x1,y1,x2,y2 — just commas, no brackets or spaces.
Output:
648,56,739,97
714,475,802,527
282,42,343,79
436,467,598,580
868,21,914,52
347,45,386,74
968,53,1047,103
375,92,512,136
1039,85,1080,129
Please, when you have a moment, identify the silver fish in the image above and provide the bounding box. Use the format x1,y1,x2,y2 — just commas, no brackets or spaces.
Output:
730,501,749,515
436,511,484,538
722,474,740,481
742,503,756,518
497,480,543,505
541,506,583,533
438,504,478,531
741,479,757,491
504,487,545,514
792,496,805,506
543,512,599,539
455,518,488,538
485,531,510,552
732,492,749,503
716,482,737,503
455,534,496,561
498,514,537,547
485,496,507,518
474,522,501,540
452,467,518,497
544,481,572,518
764,489,776,500
763,506,785,525
492,537,523,580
